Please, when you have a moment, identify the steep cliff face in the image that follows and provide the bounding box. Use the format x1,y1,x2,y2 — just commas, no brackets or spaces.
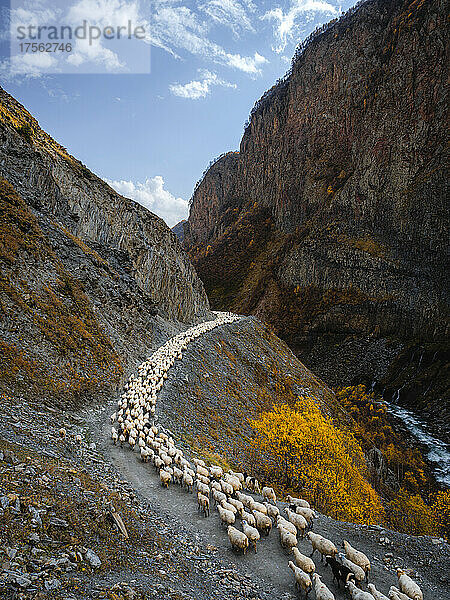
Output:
185,0,448,427
0,87,209,323
0,88,210,406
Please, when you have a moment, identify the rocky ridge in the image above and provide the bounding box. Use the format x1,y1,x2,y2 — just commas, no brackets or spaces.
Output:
0,87,211,406
184,0,449,429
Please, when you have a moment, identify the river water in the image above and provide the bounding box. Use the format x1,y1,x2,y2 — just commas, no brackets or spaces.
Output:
386,401,450,487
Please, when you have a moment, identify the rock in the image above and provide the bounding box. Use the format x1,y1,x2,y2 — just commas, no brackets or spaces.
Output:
84,549,101,568
44,578,61,591
48,517,69,528
29,506,42,527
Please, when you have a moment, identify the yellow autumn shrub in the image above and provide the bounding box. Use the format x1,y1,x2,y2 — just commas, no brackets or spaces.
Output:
247,397,384,525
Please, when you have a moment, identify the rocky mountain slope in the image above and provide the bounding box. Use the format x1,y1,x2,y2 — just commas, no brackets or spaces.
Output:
184,0,449,430
0,87,210,407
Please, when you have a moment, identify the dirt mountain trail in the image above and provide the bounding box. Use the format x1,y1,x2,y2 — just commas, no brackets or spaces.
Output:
86,318,449,600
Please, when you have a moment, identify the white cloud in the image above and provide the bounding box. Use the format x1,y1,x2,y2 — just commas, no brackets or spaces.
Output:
105,176,188,227
170,69,236,99
224,51,266,74
199,0,255,36
263,0,338,54
151,3,267,74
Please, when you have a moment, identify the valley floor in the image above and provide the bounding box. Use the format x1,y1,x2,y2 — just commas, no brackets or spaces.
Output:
0,317,449,599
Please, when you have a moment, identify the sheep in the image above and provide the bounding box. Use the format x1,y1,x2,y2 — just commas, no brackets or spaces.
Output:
209,465,223,479
253,510,272,535
196,465,209,478
59,428,67,439
240,510,256,527
307,532,337,561
217,505,235,527
196,474,210,486
227,497,244,514
347,581,375,600
220,480,234,496
338,554,365,584
75,434,82,444
312,573,335,600
224,473,241,492
284,507,307,538
229,470,245,484
244,474,261,493
325,555,355,588
236,491,253,508
287,494,310,509
390,587,413,600
262,486,276,504
264,502,280,521
197,492,210,517
396,570,423,600
288,561,312,597
278,525,297,551
159,470,171,488
212,489,227,506
210,481,222,492
293,548,315,574
276,515,297,536
368,584,390,600
388,590,403,600
182,471,193,492
242,519,260,552
196,481,210,497
292,505,315,525
227,525,249,554
249,499,267,515
221,499,238,515
343,540,371,581
111,428,118,444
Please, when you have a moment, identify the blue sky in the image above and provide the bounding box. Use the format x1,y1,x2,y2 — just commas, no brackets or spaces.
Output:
0,0,358,226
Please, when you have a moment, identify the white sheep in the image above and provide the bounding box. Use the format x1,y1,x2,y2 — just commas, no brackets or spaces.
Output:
288,561,312,596
284,507,307,538
287,494,310,509
293,505,315,524
249,499,267,515
220,480,234,496
160,470,171,488
343,540,371,581
196,481,210,497
390,587,412,600
307,532,337,561
262,486,276,504
253,510,272,535
236,491,254,508
368,584,390,600
240,510,256,527
217,505,235,527
347,581,375,600
264,502,280,521
182,470,193,492
339,554,365,584
212,489,227,506
276,515,297,536
221,499,238,515
312,574,335,600
227,525,248,554
278,525,297,551
59,428,67,439
242,519,260,552
396,570,423,600
197,492,210,517
227,497,244,514
292,547,315,574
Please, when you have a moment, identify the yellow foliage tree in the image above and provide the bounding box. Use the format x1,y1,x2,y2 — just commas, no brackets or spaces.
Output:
248,397,385,525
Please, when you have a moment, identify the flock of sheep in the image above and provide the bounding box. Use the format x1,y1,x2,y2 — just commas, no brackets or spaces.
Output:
109,312,424,600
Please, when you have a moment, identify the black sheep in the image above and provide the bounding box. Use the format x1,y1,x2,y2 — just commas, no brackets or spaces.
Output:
325,555,356,588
